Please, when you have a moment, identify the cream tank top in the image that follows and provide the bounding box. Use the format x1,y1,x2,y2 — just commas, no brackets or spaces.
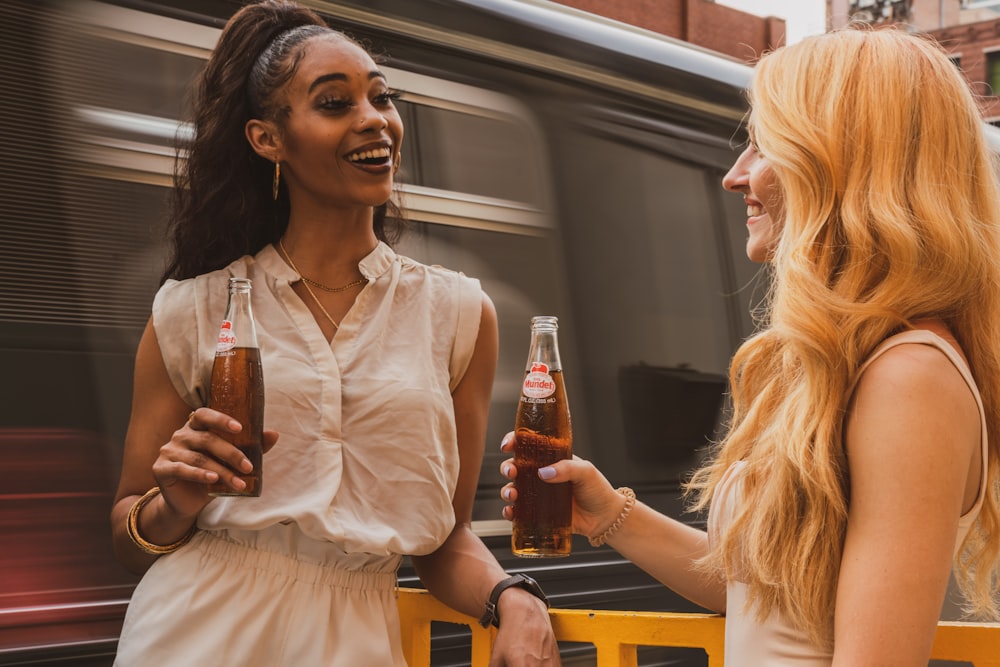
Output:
707,329,989,665
152,241,484,557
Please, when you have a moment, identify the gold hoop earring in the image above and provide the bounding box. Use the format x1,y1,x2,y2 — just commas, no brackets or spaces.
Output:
393,151,402,174
272,161,281,201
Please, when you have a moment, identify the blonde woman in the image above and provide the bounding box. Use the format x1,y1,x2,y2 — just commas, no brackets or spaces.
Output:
502,28,1000,664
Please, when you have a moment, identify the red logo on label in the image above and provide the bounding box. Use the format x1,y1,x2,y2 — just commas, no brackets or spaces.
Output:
216,320,237,353
523,363,555,399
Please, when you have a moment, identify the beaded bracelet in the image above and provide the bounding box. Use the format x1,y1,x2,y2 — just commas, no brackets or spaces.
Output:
588,487,636,547
126,487,197,555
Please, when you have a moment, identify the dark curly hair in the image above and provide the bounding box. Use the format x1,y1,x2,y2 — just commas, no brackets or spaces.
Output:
162,0,404,282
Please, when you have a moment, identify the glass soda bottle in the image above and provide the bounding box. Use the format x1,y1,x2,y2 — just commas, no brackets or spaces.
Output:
207,277,264,497
512,315,573,557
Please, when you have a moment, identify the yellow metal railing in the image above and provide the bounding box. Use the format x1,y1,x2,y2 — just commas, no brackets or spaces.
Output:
397,587,1000,666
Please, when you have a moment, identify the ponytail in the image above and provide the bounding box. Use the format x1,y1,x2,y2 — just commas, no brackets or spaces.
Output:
162,0,401,282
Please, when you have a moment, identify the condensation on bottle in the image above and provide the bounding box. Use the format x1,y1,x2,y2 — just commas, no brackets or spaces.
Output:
206,277,264,497
512,315,573,557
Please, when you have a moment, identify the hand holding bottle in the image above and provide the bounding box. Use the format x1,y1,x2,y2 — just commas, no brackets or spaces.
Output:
499,434,631,546
152,408,279,519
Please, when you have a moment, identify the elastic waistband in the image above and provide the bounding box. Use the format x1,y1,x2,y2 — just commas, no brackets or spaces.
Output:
189,529,400,592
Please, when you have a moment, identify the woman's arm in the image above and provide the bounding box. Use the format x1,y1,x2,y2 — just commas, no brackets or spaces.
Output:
411,295,560,666
110,319,277,574
588,495,724,613
832,343,981,666
500,453,726,613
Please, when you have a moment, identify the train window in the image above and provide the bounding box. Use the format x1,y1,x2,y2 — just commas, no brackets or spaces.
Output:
397,100,546,205
66,37,201,124
51,2,206,126
385,69,553,236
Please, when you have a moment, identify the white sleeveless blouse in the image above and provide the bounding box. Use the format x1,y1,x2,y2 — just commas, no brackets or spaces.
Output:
152,241,484,556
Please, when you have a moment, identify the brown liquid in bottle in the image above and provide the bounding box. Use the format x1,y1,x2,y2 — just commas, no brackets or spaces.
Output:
513,367,573,557
206,347,264,497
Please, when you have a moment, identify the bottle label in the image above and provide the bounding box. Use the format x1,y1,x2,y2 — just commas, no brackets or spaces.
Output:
216,320,237,353
523,362,556,398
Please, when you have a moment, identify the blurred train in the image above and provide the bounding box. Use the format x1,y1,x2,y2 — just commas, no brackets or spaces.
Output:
0,0,765,664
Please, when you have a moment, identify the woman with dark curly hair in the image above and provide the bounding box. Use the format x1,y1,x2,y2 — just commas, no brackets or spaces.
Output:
110,1,559,664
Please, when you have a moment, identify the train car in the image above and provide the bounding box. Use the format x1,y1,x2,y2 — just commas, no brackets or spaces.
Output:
0,0,761,664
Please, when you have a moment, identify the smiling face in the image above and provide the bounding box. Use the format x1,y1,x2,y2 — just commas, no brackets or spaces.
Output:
722,133,784,263
266,34,404,214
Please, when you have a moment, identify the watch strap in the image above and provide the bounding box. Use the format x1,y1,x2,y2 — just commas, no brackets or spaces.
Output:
478,573,549,628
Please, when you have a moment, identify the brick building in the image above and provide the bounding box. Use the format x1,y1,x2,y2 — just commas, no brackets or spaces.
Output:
830,0,1000,122
928,17,1000,121
550,0,1000,122
550,0,785,62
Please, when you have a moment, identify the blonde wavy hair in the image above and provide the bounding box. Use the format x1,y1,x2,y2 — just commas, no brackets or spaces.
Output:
687,27,1000,649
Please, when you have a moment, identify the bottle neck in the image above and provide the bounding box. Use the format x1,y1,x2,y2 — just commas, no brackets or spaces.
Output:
223,285,259,349
526,329,562,372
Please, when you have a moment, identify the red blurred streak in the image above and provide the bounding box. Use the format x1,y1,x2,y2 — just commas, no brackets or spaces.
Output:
0,493,106,500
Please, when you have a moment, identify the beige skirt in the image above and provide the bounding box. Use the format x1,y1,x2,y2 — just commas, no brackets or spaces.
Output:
114,523,406,666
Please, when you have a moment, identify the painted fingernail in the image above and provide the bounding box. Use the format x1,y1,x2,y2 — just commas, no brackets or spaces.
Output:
502,487,512,501
501,464,511,478
500,434,512,449
538,466,556,480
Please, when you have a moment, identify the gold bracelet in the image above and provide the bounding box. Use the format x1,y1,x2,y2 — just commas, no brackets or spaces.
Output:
589,487,636,547
126,487,197,555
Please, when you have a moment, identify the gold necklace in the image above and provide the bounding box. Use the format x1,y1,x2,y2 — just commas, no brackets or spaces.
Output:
302,275,367,292
278,239,368,292
277,239,366,331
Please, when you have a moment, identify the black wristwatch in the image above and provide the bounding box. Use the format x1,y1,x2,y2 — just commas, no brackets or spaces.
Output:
478,573,549,628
